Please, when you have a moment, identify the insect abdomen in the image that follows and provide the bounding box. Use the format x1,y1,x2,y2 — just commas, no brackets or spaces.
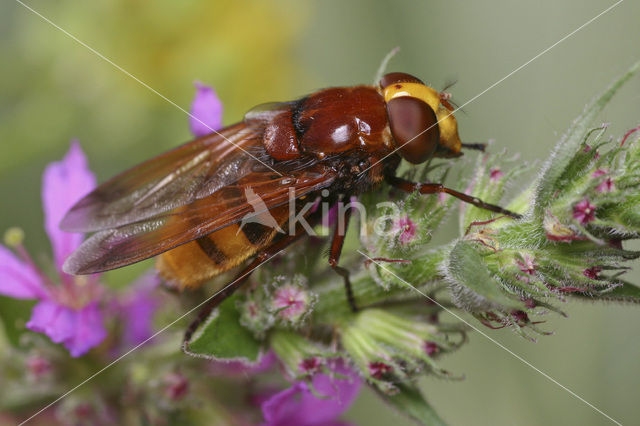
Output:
156,205,289,290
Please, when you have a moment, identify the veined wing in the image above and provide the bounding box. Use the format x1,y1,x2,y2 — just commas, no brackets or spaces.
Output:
60,119,281,233
62,166,335,275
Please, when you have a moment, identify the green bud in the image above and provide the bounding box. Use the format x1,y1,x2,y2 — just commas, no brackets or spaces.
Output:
269,329,333,379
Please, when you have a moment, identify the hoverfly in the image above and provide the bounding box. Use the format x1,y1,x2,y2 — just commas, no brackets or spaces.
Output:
61,72,519,341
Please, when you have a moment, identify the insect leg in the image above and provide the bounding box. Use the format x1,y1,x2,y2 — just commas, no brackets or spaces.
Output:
385,175,522,219
328,207,358,311
183,231,303,347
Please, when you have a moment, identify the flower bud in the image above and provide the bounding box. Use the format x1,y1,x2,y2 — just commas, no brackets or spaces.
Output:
3,227,24,248
271,282,315,325
163,372,189,402
340,309,465,393
25,354,52,380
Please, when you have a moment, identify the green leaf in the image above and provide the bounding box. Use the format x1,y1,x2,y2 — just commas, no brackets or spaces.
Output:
185,295,261,362
378,382,446,426
445,240,522,312
534,61,640,216
0,296,36,346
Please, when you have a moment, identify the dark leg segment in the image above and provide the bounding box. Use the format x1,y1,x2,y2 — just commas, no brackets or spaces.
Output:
386,175,522,219
183,232,303,346
329,207,358,311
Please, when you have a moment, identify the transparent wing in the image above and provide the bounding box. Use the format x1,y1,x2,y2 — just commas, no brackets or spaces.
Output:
60,119,282,232
63,166,335,275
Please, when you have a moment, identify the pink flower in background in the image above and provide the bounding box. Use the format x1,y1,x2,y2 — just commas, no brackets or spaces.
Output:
189,81,223,137
573,198,597,224
261,359,360,426
0,142,106,357
393,215,417,244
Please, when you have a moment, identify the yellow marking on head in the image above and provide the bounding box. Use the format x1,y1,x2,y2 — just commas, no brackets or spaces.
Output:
383,81,463,156
435,107,462,154
383,82,440,112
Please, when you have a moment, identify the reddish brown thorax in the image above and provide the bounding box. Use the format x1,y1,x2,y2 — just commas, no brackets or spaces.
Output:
260,72,465,165
262,86,391,161
295,86,390,157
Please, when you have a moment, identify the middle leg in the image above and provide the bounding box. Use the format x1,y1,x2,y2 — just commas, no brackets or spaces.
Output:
328,206,358,311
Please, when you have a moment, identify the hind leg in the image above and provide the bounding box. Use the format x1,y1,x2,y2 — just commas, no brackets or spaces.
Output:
183,232,303,347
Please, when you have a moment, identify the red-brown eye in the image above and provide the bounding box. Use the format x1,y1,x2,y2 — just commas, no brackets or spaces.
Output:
379,72,424,89
386,96,439,164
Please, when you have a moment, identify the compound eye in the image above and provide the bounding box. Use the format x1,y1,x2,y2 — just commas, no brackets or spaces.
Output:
387,96,439,164
379,72,424,89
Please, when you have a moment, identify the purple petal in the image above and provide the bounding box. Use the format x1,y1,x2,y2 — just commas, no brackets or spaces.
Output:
42,141,96,272
0,245,47,299
189,81,223,137
26,300,106,357
26,300,75,344
64,302,107,357
120,272,160,347
261,359,361,425
325,204,339,228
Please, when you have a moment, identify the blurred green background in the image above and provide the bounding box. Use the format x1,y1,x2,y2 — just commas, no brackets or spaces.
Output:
1,0,639,424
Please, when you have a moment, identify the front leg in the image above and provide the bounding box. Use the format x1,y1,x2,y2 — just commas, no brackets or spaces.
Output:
386,175,522,219
328,206,358,311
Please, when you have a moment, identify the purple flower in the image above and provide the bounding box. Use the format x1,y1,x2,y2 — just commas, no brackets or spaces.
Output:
118,271,160,348
573,198,597,225
0,142,106,357
189,81,223,137
596,177,615,193
591,168,607,178
27,300,105,357
43,142,97,272
392,215,417,245
261,359,361,426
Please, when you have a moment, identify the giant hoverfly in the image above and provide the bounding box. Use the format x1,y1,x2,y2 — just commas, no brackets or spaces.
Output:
61,72,519,341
